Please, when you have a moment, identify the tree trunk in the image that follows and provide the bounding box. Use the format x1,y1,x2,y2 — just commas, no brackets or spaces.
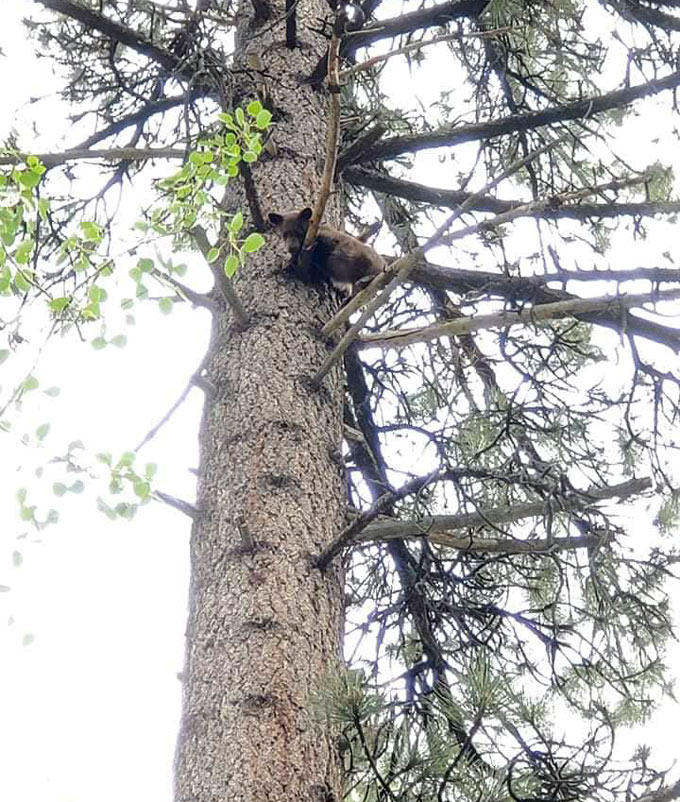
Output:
173,3,346,800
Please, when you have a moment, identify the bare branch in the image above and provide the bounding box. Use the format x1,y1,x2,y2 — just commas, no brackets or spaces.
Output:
304,33,342,248
346,167,680,220
358,288,680,351
316,470,441,569
336,123,387,175
321,477,651,566
154,489,199,520
407,260,680,351
149,268,214,310
0,148,186,167
357,67,680,162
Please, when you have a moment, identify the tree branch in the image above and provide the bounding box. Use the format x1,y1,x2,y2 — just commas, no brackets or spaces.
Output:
357,67,680,162
304,33,342,248
0,147,186,167
336,123,387,175
154,490,199,520
358,288,680,351
306,0,487,86
359,478,651,551
407,260,680,351
316,470,441,569
346,166,680,220
34,0,182,73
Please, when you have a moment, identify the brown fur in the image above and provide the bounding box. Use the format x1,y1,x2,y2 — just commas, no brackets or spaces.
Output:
268,207,384,293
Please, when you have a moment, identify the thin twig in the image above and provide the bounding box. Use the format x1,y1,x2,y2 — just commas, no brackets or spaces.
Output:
135,350,212,453
338,27,513,80
150,268,214,310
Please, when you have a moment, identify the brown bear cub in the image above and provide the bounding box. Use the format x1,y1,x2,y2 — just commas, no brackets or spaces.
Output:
268,207,384,294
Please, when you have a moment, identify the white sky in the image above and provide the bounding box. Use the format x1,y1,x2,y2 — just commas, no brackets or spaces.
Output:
0,3,678,802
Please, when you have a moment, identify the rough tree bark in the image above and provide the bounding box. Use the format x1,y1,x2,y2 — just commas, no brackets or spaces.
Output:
173,3,347,800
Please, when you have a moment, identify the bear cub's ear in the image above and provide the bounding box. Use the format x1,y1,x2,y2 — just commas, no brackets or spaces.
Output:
298,208,313,222
268,212,284,227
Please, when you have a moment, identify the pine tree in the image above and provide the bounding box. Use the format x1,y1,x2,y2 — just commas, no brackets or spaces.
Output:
4,1,680,801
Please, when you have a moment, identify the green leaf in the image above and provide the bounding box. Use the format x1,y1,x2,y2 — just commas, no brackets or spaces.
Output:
242,233,265,253
49,297,71,313
36,423,50,441
96,452,112,465
16,488,27,504
80,221,102,242
206,247,220,263
230,212,244,233
18,170,40,189
158,297,174,315
138,257,154,273
12,551,22,568
247,100,263,116
20,506,34,522
22,376,39,392
224,255,239,278
235,107,245,127
120,298,134,310
0,350,9,365
44,386,60,397
14,240,34,265
218,112,236,129
110,335,127,348
53,482,67,497
256,109,273,130
242,151,257,163
46,509,59,525
13,270,31,292
82,302,100,320
69,480,85,494
118,451,135,468
91,337,107,350
134,480,150,499
144,462,157,479
23,633,35,647
88,285,106,303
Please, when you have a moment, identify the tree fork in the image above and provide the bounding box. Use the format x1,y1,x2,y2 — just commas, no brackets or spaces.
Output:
173,2,347,800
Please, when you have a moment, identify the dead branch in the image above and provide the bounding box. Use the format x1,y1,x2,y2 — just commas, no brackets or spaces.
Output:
303,33,342,248
358,288,680,351
0,147,186,167
356,478,650,558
